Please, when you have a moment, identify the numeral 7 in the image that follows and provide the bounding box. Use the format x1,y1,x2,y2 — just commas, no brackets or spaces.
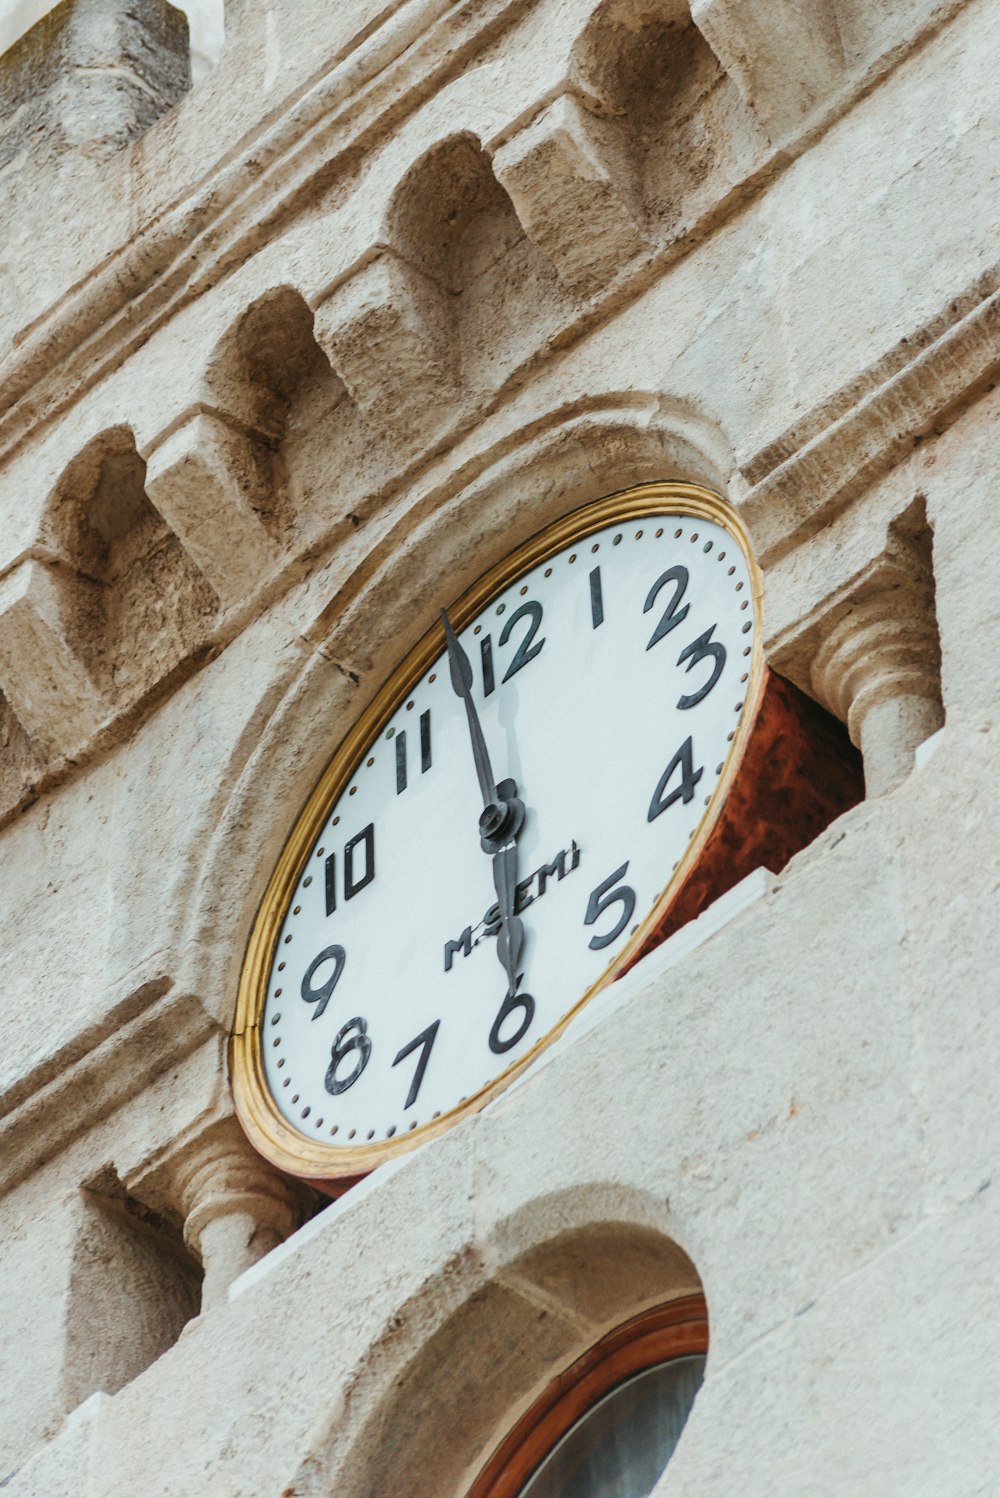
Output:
392,1020,440,1109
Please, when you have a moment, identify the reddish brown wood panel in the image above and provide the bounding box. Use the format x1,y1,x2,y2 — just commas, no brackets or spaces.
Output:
633,667,863,959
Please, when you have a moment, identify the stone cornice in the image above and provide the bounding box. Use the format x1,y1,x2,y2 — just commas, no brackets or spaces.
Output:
0,0,977,480
0,978,219,1197
743,267,1000,565
0,0,529,461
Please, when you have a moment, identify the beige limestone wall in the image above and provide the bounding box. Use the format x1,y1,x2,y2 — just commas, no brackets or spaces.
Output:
0,0,995,1491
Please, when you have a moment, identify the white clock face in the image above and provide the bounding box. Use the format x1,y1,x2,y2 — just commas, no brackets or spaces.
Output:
254,499,758,1164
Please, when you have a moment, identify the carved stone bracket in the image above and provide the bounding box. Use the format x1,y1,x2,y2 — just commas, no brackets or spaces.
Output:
170,1118,300,1311
143,411,282,607
691,0,846,140
491,93,650,298
312,249,459,443
0,558,108,758
769,505,944,797
811,593,943,797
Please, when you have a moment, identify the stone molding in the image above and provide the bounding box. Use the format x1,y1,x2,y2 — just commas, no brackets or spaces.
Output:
0,0,521,461
0,985,218,1201
0,0,972,472
742,270,1000,566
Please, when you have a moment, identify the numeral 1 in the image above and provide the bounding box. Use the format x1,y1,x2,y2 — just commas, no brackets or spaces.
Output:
590,566,604,628
481,636,495,697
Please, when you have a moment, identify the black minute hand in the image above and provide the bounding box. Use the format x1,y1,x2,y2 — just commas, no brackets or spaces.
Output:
441,608,497,808
441,609,526,997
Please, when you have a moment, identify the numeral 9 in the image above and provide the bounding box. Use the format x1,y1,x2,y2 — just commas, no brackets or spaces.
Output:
300,944,346,1020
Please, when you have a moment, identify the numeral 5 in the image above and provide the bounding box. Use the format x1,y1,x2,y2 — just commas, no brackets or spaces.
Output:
584,863,637,950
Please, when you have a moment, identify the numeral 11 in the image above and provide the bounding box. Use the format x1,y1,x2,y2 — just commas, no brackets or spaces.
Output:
395,711,432,794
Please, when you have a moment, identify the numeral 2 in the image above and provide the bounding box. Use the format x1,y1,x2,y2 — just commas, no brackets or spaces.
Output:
501,600,545,682
483,602,546,694
644,566,689,651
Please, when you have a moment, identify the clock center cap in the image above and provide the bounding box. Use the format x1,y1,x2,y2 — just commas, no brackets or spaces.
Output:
479,778,525,853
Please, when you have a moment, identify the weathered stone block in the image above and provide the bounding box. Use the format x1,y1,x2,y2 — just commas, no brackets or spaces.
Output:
492,93,650,297
143,411,282,608
0,559,107,758
692,0,846,138
312,250,459,442
0,0,190,171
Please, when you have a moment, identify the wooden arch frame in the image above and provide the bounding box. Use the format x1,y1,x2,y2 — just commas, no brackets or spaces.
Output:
468,1294,709,1498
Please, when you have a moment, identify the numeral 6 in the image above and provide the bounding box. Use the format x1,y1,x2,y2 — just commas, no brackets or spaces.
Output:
489,991,536,1054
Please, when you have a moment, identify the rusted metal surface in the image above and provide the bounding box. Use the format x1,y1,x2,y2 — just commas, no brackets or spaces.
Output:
631,667,864,958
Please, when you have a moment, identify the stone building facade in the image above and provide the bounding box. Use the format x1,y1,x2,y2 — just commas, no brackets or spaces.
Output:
0,0,997,1492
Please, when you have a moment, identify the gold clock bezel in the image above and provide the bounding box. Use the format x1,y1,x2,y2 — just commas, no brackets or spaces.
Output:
230,481,764,1183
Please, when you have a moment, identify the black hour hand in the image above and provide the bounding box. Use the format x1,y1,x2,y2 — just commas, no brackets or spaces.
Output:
493,841,524,997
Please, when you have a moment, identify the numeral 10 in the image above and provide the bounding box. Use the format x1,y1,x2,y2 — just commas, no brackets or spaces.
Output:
324,822,375,917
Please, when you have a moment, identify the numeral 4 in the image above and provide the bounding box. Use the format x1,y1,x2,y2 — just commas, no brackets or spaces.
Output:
647,737,703,822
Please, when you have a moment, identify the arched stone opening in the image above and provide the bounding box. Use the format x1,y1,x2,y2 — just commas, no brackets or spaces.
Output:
293,1193,706,1498
41,425,219,713
387,133,574,390
570,0,765,242
202,285,355,546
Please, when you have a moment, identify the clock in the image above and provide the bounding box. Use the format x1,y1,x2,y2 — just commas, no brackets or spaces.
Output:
231,482,860,1185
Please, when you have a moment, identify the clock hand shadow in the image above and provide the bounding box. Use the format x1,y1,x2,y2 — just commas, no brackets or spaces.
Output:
495,677,525,791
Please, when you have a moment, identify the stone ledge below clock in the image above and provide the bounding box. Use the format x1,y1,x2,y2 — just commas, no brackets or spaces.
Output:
227,867,779,1308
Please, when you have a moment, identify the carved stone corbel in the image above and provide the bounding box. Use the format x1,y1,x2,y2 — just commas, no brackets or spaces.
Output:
311,249,459,443
692,0,846,140
143,411,282,607
490,93,650,297
810,589,943,797
170,1118,300,1311
0,558,108,758
792,502,944,800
